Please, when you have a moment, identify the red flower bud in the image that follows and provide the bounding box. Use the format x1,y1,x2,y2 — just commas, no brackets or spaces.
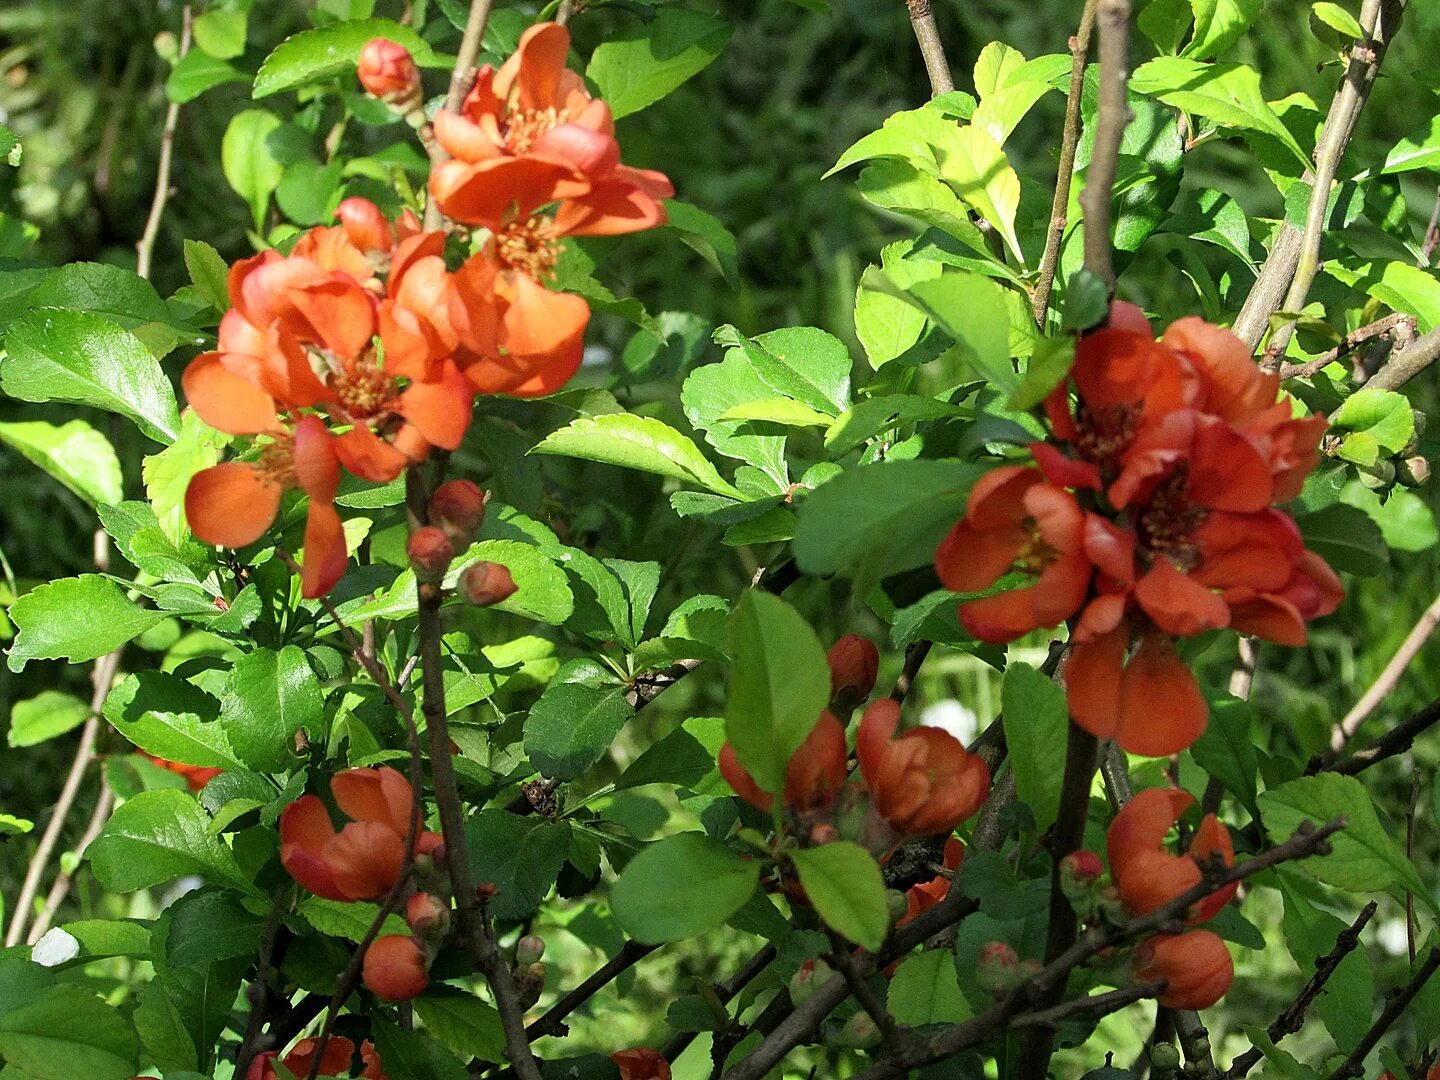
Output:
788,958,834,1006
408,526,454,582
429,479,488,546
357,38,421,107
459,561,517,606
516,934,546,965
827,634,879,702
610,1047,672,1080
336,197,394,254
1059,849,1104,901
363,935,429,1001
1131,930,1233,1009
406,892,450,939
976,941,1022,996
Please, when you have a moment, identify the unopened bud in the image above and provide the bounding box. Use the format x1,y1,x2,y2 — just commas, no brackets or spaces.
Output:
514,961,546,1009
154,31,179,63
1149,1042,1181,1073
1399,455,1431,487
1097,883,1128,924
1059,849,1104,901
1414,410,1428,437
336,197,394,255
827,634,879,703
406,892,450,939
1359,459,1396,489
516,934,546,965
357,38,421,109
976,941,1022,997
408,526,454,582
809,822,839,846
885,888,910,925
789,958,834,1006
459,561,517,607
362,935,429,1001
475,882,500,901
429,480,488,546
835,1011,880,1049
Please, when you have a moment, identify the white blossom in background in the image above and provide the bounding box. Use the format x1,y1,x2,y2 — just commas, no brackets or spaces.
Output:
920,699,978,746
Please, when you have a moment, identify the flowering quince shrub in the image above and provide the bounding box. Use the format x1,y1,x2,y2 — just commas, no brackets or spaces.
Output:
4,2,1440,1080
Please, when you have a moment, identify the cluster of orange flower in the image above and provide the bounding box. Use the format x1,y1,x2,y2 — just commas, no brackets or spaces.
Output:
718,634,992,856
937,304,1342,756
185,24,671,597
246,1035,387,1080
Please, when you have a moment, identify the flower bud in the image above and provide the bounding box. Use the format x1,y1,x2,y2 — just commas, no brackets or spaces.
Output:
1399,455,1431,487
809,822,839,847
885,888,910,926
1359,459,1396,489
154,31,179,63
1149,1042,1181,1073
1131,930,1233,1010
459,561,517,607
408,526,454,583
514,960,546,1009
429,480,488,546
610,1048,671,1080
357,38,421,108
827,634,879,703
788,958,834,1006
475,882,500,901
516,934,546,965
976,941,1022,997
336,197,394,255
835,1012,880,1049
362,935,429,1000
1059,849,1104,901
406,892,450,939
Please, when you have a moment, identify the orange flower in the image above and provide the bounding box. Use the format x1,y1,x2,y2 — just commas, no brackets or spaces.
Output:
856,699,989,838
827,634,879,702
611,1048,672,1080
899,836,965,926
357,38,421,106
935,467,1104,643
279,766,441,901
1131,930,1233,1009
143,755,223,792
363,934,430,1001
245,1035,388,1080
718,711,850,815
429,23,672,234
1106,788,1235,922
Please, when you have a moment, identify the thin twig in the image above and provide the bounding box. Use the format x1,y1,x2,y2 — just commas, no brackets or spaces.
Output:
1321,948,1440,1080
1225,901,1377,1078
1330,588,1440,752
828,932,906,1050
1361,325,1440,393
659,943,778,1064
1031,0,1099,325
525,940,660,1041
889,640,933,703
1315,697,1440,776
1077,0,1133,290
1407,772,1421,964
1279,313,1414,379
25,780,115,944
1232,0,1402,350
1423,185,1440,266
904,0,954,96
135,5,192,280
234,885,293,1079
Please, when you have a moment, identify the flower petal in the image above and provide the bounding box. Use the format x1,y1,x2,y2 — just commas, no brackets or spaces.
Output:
185,463,282,548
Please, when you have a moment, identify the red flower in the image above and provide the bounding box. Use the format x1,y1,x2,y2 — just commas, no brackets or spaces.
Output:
357,39,421,106
718,711,849,815
246,1035,386,1080
610,1048,672,1080
898,836,965,925
827,633,879,702
143,755,223,792
279,766,441,901
856,699,989,838
1106,788,1235,922
363,934,429,1001
1131,930,1233,1009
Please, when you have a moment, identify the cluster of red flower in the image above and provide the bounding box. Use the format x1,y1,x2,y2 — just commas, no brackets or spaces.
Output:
718,634,991,855
937,306,1341,755
185,24,671,598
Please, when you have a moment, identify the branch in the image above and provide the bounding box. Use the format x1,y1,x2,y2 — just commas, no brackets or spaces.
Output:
1361,325,1440,393
1311,697,1440,776
234,886,293,1079
660,943,779,1064
1423,185,1440,267
1009,981,1164,1031
904,0,954,96
1279,312,1414,380
136,5,192,281
423,0,497,228
1330,587,1440,753
24,779,116,944
888,640,932,704
1077,0,1133,289
1232,0,1402,350
828,932,906,1050
1031,0,1099,325
1322,948,1440,1080
525,940,660,1041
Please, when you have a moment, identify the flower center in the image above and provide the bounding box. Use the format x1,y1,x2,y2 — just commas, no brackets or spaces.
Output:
1074,402,1139,473
495,216,562,280
1137,467,1206,570
258,436,297,488
504,106,566,155
330,356,396,420
1015,525,1060,574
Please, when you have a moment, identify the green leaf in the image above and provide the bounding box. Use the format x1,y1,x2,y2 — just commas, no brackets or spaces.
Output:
89,788,258,896
182,240,230,311
1324,260,1440,334
193,9,247,58
717,325,853,416
664,200,740,287
1382,114,1440,174
524,683,634,781
906,272,1017,391
724,591,830,794
532,414,743,498
369,1020,468,1080
144,411,231,546
615,726,717,792
0,262,176,333
0,123,20,166
8,690,91,749
586,9,732,119
824,394,962,456
1311,1,1366,38
299,897,408,940
854,241,937,370
166,891,266,967
680,351,789,489
8,575,166,673
826,105,956,178
42,920,153,968
790,842,889,951
1009,338,1076,411
1001,663,1068,832
166,48,248,103
253,18,447,98
1259,773,1430,906
216,646,321,772
0,985,140,1080
0,420,123,506
1296,504,1388,576
1191,698,1260,818
466,811,571,920
222,109,286,229
1130,58,1309,168
611,833,759,943
277,159,346,226
1331,387,1415,453
887,950,970,1026
934,126,1024,261
1,309,180,444
1183,0,1262,58
719,398,835,428
413,991,505,1064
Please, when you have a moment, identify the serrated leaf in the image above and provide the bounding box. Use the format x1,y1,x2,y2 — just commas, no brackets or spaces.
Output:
89,788,258,896
8,575,166,672
1001,663,1068,831
586,9,731,119
934,126,1024,262
166,48,248,104
888,950,970,1025
524,683,634,781
253,18,447,98
465,811,571,920
1382,114,1440,174
183,240,230,311
532,414,743,498
0,985,140,1080
790,842,889,951
612,833,759,943
218,646,322,772
0,420,123,506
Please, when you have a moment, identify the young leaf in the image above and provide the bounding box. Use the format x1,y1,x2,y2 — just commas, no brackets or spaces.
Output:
220,109,286,230
8,690,91,749
586,9,732,119
0,420,123,506
887,950,971,1026
88,789,258,896
611,833,759,943
1001,663,1068,832
532,414,744,498
790,842,889,951
252,18,446,98
934,126,1024,262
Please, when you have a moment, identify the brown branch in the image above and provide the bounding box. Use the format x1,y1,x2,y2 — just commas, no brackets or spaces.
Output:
1322,947,1440,1080
234,886,293,1079
24,779,116,944
1010,981,1164,1031
828,932,906,1050
1232,0,1402,350
1361,325,1440,393
905,0,954,96
1225,900,1377,1078
660,943,779,1064
889,640,932,703
1423,185,1440,266
525,940,660,1041
1312,697,1440,776
1407,774,1421,963
1031,0,1099,325
1279,312,1415,380
1077,0,1133,290
424,0,497,228
135,5,192,281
